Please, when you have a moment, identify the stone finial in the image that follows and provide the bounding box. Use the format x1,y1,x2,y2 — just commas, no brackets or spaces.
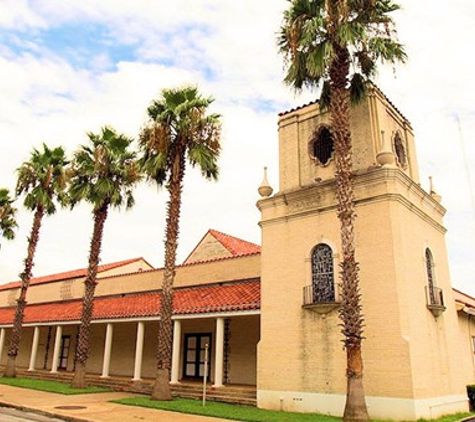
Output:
429,176,442,202
376,130,397,168
258,167,273,198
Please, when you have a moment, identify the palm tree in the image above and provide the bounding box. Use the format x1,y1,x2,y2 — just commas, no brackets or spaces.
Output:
3,144,69,377
138,86,221,400
69,126,141,388
0,188,17,248
279,1,406,420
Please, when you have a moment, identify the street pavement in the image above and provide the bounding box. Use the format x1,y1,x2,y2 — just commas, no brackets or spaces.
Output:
0,385,235,422
0,406,65,421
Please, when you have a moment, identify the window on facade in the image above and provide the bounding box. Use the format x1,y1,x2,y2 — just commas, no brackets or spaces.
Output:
311,243,335,302
393,132,407,169
425,248,437,305
310,127,334,166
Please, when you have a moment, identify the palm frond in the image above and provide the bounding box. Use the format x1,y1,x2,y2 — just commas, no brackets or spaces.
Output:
138,85,222,187
16,144,69,213
279,0,406,102
0,188,17,241
69,126,140,211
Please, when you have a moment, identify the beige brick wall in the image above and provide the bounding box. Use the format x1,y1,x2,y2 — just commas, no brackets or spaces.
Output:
0,260,153,306
277,87,418,194
228,315,259,385
456,312,475,385
184,233,233,264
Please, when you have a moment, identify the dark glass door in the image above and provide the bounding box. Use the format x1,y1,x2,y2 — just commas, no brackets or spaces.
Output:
59,335,71,370
183,333,211,379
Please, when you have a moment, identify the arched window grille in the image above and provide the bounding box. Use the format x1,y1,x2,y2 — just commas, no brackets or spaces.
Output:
425,248,436,305
310,127,334,166
393,132,407,168
311,243,335,302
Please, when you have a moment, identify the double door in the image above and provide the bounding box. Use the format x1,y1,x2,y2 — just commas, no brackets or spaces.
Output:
183,333,211,379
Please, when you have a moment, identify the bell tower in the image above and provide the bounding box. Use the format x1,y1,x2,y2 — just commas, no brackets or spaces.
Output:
257,85,469,419
278,85,419,192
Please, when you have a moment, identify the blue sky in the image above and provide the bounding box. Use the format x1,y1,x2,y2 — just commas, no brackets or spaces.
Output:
1,0,475,297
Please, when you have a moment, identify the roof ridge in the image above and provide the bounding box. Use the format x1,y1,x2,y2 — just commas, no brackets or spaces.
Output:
453,287,475,301
0,257,149,291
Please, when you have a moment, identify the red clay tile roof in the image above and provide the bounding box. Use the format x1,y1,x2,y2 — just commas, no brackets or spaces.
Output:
175,279,260,315
208,229,261,256
182,229,261,265
0,258,149,291
0,279,260,325
453,288,475,308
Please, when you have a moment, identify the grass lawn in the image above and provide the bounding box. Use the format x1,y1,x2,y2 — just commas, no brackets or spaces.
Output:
113,396,473,422
0,376,110,395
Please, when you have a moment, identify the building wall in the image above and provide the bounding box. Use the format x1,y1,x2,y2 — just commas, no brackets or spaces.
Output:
258,90,470,419
99,259,153,277
184,233,233,264
457,311,475,385
0,255,260,308
0,260,152,306
228,315,259,385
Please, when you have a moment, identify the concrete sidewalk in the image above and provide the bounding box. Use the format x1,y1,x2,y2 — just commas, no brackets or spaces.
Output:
0,384,235,422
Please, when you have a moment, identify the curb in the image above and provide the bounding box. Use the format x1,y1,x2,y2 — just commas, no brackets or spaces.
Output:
0,400,92,422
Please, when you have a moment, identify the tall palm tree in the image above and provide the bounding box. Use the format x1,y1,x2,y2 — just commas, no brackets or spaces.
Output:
279,1,406,420
138,86,221,400
69,126,141,388
0,188,17,248
3,144,69,377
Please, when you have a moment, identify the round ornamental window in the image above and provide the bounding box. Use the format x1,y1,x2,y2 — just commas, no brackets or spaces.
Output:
310,127,334,166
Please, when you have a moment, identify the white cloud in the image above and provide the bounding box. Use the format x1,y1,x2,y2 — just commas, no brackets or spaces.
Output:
0,0,46,30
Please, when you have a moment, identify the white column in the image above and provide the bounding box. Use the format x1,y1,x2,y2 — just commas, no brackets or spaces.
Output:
28,326,41,371
101,323,114,378
132,322,145,381
0,328,5,360
170,319,182,384
50,325,62,373
213,317,225,388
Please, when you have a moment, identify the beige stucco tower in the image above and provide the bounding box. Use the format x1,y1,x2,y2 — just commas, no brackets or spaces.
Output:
257,85,469,419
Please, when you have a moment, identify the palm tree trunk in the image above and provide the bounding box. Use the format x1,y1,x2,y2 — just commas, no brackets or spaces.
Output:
330,44,369,421
152,149,186,401
4,206,44,378
71,202,109,388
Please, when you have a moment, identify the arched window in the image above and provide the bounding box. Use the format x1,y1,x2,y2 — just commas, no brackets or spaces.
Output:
425,248,445,316
393,132,407,169
425,248,436,304
310,126,334,166
311,243,335,302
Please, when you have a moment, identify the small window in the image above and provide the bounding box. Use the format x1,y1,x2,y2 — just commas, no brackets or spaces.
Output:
310,127,334,166
393,132,407,169
311,243,335,302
